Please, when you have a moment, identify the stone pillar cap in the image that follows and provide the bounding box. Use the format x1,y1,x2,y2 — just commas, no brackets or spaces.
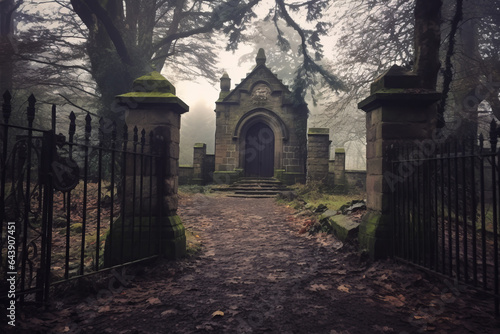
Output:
358,65,441,112
133,71,176,94
308,128,329,135
115,71,188,113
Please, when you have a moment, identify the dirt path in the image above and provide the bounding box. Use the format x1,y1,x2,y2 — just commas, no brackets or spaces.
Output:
11,193,498,333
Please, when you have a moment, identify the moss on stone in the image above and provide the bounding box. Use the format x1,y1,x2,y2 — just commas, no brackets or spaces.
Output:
308,128,329,135
103,215,186,267
70,223,82,234
133,71,176,94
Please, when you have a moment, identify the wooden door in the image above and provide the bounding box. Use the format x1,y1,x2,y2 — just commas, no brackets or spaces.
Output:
244,122,274,177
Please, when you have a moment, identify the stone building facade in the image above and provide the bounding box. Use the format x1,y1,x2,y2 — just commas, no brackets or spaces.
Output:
213,49,308,184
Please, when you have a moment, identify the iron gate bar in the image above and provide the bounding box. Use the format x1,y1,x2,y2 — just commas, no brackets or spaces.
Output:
440,144,446,275
80,113,91,276
40,130,55,304
49,255,159,286
95,118,104,271
121,124,128,264
454,141,460,281
470,138,478,286
492,134,499,315
480,135,487,289
21,95,36,303
446,143,453,276
462,141,468,282
65,111,76,280
108,122,117,273
132,126,138,260
139,129,145,258
148,131,154,255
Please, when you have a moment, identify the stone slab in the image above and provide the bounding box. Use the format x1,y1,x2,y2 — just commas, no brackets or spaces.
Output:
326,215,360,242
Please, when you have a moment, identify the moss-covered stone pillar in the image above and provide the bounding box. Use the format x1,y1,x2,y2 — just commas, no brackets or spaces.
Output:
358,66,440,259
114,71,189,260
307,128,330,182
193,143,206,185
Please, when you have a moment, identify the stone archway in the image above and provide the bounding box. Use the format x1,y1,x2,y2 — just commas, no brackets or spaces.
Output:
234,109,288,175
244,122,275,177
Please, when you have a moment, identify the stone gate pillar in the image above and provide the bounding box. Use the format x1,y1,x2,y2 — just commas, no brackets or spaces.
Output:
307,128,330,182
193,143,206,185
358,66,440,259
115,71,189,260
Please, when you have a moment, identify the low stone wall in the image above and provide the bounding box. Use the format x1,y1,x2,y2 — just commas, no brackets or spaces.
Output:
345,170,366,192
179,166,194,185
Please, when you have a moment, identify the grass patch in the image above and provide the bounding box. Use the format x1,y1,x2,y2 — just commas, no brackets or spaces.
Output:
281,181,365,211
185,228,202,257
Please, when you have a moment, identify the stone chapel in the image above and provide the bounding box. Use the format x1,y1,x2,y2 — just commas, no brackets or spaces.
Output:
213,48,308,184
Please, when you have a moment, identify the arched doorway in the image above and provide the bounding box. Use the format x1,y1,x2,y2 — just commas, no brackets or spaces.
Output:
244,122,275,177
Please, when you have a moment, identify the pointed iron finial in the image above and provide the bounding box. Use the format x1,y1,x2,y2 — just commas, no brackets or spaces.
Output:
68,111,76,141
27,94,36,126
133,126,138,143
141,129,146,146
51,105,56,132
85,113,92,140
123,123,128,141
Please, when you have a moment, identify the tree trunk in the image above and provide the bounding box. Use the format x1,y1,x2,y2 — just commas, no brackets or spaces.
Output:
451,0,481,138
413,0,442,90
0,0,19,93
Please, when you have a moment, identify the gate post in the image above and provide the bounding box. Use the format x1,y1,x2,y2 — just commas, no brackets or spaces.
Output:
115,72,189,259
307,128,330,183
358,66,440,259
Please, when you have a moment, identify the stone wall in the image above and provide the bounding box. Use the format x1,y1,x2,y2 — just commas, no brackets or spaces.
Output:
179,166,194,185
307,128,330,182
178,146,215,186
345,170,366,192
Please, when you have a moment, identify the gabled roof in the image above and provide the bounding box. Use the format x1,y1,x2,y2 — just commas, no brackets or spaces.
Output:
217,48,292,104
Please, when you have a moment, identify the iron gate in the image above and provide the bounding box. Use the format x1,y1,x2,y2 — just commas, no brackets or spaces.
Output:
0,91,165,305
391,121,500,315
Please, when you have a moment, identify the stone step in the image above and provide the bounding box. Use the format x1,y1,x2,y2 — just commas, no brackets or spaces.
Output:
226,193,277,198
234,190,281,195
214,177,288,198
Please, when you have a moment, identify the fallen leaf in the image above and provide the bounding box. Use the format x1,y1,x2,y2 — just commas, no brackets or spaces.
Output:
309,284,331,291
212,310,224,317
98,305,110,313
381,295,404,308
161,309,178,316
147,297,162,305
337,285,350,293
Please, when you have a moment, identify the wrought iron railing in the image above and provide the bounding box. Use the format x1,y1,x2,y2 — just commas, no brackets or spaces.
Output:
0,91,165,305
391,120,500,315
